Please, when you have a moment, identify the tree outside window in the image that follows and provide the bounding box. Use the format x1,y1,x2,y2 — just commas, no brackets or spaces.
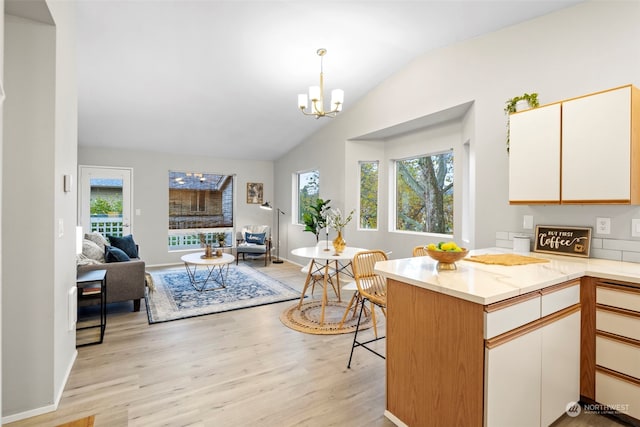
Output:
359,161,378,230
297,170,319,225
395,151,453,234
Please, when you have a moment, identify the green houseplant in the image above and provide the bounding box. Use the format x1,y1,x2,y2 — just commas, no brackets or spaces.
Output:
302,198,331,242
214,232,227,247
504,92,539,153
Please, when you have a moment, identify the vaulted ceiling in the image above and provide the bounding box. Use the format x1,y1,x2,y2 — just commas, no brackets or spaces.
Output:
76,0,581,161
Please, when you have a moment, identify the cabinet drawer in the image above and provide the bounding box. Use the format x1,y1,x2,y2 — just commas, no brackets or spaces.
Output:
596,286,640,313
596,370,640,420
596,335,640,379
541,282,579,317
484,294,540,339
597,309,640,341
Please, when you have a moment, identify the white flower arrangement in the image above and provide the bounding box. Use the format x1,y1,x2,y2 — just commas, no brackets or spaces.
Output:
326,208,355,231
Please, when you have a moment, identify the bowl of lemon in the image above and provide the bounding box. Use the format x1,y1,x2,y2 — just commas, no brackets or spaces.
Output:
425,242,468,270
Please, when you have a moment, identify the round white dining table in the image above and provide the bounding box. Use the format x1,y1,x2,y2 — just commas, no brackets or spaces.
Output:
291,246,367,325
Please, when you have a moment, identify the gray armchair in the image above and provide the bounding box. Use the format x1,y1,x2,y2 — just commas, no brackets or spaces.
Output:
236,225,271,266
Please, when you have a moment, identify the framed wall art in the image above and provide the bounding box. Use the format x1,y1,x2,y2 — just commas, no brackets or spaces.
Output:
246,182,263,204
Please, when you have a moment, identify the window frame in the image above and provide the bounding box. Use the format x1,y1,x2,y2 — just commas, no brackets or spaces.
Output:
294,169,320,226
357,160,379,231
391,149,454,237
167,171,235,252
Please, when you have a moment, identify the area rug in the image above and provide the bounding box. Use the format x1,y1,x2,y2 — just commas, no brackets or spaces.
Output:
280,300,375,335
146,264,300,323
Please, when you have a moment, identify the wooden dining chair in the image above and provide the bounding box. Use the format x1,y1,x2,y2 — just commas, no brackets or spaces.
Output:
412,245,428,257
299,241,338,303
347,249,388,368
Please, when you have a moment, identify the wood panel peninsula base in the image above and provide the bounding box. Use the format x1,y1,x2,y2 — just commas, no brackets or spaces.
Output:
375,249,640,427
385,277,581,427
386,279,485,426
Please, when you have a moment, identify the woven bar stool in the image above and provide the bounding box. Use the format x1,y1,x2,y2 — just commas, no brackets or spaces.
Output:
347,250,388,368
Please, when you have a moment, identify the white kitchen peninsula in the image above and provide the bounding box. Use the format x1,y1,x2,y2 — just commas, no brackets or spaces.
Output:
375,248,640,427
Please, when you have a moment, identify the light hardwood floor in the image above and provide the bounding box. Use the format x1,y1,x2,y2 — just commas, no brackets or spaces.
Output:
7,260,630,427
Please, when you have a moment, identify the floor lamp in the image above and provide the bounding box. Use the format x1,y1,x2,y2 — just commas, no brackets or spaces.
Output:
261,202,285,264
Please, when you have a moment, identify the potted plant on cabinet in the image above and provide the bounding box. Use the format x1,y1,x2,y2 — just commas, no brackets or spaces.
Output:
504,92,539,153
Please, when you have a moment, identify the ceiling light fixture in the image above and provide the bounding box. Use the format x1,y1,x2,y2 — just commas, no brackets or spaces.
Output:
297,48,344,119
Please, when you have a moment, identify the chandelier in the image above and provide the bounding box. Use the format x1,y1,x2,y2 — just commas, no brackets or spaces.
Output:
297,48,344,119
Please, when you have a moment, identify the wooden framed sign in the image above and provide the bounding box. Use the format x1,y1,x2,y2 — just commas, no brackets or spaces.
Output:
534,225,592,258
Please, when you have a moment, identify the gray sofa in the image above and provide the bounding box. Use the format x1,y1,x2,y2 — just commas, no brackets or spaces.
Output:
77,258,146,311
78,232,146,312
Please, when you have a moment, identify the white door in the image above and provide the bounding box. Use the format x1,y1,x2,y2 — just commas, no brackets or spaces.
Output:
540,311,580,427
485,329,542,427
79,166,133,237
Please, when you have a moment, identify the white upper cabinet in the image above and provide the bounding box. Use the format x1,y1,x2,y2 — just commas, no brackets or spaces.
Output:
509,103,561,203
562,86,636,203
509,85,640,205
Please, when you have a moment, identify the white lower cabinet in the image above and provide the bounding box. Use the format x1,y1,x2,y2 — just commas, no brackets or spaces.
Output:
596,335,640,379
485,309,580,427
541,311,581,426
594,281,640,421
485,329,542,427
596,371,640,420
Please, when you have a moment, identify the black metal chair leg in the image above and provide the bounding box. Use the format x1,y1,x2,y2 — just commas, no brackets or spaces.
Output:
347,296,367,368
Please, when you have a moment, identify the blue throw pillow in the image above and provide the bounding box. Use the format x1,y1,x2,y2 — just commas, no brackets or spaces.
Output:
107,234,138,258
245,232,266,245
105,245,131,262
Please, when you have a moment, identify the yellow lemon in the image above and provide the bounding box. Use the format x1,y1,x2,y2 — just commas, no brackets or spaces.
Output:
441,242,454,251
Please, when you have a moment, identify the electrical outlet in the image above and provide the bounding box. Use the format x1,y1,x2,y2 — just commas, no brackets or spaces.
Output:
523,215,533,230
632,219,640,237
596,217,611,235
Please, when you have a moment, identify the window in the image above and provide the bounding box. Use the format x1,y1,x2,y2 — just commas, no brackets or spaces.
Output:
190,191,206,212
168,171,234,251
394,150,453,235
296,170,319,224
89,178,124,237
359,161,378,230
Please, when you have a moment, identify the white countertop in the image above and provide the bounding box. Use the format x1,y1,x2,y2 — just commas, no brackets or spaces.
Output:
374,247,640,305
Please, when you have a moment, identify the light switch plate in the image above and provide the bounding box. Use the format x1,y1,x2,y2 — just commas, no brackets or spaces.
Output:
523,215,534,230
596,217,611,235
632,219,640,237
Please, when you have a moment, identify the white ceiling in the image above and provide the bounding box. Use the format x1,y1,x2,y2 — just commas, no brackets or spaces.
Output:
76,0,581,161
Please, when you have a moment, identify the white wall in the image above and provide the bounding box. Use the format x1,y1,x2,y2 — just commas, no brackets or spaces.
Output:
2,0,77,421
277,0,640,263
3,11,56,418
47,0,78,412
78,147,275,266
0,0,4,420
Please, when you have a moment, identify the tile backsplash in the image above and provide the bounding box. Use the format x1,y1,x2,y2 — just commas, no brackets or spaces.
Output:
495,231,640,263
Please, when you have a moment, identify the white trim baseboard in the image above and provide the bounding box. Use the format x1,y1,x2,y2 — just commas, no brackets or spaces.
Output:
2,349,77,424
384,409,409,427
